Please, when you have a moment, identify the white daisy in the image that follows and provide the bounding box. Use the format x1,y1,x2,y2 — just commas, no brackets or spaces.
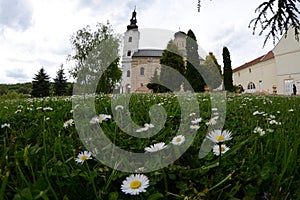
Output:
1,123,10,128
136,126,149,133
253,127,265,136
288,109,294,113
144,123,154,128
64,119,74,128
206,130,232,144
121,174,149,195
190,124,200,130
75,151,92,164
144,142,167,153
171,135,185,146
191,118,202,124
189,112,196,117
213,144,230,156
90,114,111,124
115,105,124,110
206,116,218,126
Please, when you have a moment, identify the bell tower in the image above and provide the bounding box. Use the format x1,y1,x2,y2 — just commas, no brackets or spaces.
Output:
121,7,140,93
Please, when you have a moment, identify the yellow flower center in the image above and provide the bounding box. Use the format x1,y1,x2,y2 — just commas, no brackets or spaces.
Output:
216,135,225,141
66,121,71,125
81,155,88,161
175,137,181,142
130,180,141,189
98,117,103,121
220,146,226,152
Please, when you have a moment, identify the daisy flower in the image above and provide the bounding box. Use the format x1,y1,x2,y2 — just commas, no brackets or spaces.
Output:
206,116,218,126
190,124,200,130
213,144,230,156
191,118,202,124
90,114,111,124
121,174,149,195
64,119,74,128
253,127,265,136
144,142,167,153
171,135,185,146
115,105,124,110
1,123,10,128
206,130,232,144
189,112,196,117
75,151,92,164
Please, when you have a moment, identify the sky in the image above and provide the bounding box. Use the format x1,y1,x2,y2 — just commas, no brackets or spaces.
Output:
0,0,279,84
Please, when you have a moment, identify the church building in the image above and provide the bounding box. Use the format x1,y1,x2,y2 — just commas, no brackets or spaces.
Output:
120,8,187,93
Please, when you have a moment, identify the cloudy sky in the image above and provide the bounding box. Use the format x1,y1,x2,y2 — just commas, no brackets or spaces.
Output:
0,0,278,84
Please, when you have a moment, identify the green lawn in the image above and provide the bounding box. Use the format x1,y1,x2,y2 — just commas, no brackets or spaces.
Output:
0,93,299,199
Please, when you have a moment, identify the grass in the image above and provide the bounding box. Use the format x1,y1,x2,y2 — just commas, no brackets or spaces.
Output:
0,93,299,199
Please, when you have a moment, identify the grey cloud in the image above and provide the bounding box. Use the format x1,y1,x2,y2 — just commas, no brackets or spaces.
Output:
0,0,33,30
5,68,28,80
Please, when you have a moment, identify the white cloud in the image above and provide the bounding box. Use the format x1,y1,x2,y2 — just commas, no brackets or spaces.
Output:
0,0,281,84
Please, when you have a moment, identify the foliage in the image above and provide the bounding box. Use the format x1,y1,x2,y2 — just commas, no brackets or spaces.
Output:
202,52,222,90
222,47,233,91
147,69,161,93
185,29,206,92
53,64,68,96
69,22,122,94
249,0,300,46
1,94,300,199
159,40,185,92
31,68,50,97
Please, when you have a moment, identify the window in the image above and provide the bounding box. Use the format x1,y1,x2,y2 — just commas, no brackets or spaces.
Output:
249,68,252,73
140,67,144,75
127,50,131,56
127,70,130,77
128,36,132,42
238,72,240,77
141,83,143,87
247,82,256,89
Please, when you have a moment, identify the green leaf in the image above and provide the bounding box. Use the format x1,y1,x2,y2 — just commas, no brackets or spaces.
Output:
108,192,118,200
147,193,164,200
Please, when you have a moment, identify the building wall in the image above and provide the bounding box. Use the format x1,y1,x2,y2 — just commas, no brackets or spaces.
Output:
273,27,300,95
233,59,277,94
131,57,161,93
120,29,140,93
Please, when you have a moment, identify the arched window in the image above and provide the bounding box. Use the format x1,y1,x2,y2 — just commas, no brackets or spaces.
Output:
127,50,131,56
127,70,130,77
140,67,144,75
248,82,256,89
128,36,132,42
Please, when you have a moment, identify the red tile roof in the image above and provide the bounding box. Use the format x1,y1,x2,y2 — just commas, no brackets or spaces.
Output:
233,51,274,72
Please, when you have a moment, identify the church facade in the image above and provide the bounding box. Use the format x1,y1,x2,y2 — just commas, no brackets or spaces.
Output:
119,9,187,93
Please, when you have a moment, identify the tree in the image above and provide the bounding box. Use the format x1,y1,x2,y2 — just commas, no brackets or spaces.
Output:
249,0,300,46
53,64,68,96
198,0,300,45
185,29,205,92
31,68,50,97
147,69,161,93
159,40,185,92
69,22,122,94
222,47,233,91
202,52,222,90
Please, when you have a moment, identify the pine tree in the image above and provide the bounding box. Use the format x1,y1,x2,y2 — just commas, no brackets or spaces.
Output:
185,29,205,92
31,68,50,97
53,64,68,96
159,40,185,92
202,52,222,90
222,47,233,91
147,69,161,93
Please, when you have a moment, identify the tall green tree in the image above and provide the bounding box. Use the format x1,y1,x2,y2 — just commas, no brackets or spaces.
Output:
202,52,222,90
160,40,185,92
53,64,68,96
222,47,233,91
69,22,122,94
147,69,161,93
31,68,50,97
185,29,205,92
